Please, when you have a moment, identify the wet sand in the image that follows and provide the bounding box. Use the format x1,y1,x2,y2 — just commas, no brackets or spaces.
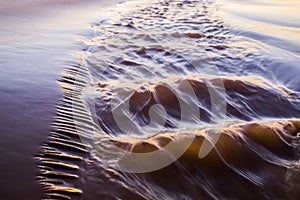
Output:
0,0,118,199
1,0,300,199
37,0,300,199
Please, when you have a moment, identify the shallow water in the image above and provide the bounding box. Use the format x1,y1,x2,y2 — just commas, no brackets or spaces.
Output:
0,0,118,199
35,0,300,199
1,0,300,199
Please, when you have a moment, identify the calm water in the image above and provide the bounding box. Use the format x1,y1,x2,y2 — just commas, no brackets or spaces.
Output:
1,0,300,199
0,0,118,199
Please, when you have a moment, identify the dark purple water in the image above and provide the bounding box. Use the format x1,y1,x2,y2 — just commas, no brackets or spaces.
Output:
1,0,300,199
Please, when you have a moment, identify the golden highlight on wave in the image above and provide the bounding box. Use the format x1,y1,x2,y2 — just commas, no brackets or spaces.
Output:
84,120,300,200
35,61,300,199
35,0,300,199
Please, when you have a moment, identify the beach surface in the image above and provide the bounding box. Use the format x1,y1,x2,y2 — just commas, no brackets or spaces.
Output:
0,0,299,199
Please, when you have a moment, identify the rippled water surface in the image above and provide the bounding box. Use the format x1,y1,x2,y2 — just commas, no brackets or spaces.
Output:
1,0,300,199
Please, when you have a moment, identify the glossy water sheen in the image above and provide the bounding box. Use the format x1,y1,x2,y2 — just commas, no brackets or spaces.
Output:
35,0,300,199
0,0,118,199
1,0,300,199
